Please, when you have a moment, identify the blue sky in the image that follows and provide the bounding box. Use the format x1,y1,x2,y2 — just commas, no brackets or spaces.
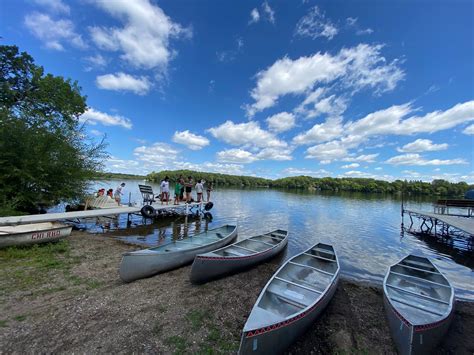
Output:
1,0,473,182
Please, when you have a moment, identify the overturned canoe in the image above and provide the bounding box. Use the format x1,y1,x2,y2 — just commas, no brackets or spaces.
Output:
383,255,455,355
119,224,237,282
239,243,340,354
0,222,72,248
190,229,288,284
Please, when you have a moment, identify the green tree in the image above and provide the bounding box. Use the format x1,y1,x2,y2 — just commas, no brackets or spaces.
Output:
0,45,107,214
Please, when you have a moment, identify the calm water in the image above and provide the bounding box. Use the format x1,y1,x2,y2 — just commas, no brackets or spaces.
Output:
82,179,473,300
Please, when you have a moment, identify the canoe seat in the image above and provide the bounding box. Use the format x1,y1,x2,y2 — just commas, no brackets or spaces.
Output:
398,263,440,275
304,253,336,263
389,296,446,317
289,261,334,277
311,247,335,255
386,284,449,305
232,244,257,253
389,271,451,288
402,259,436,271
267,289,308,309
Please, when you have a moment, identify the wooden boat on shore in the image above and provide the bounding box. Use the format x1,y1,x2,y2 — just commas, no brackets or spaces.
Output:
190,229,288,284
0,222,72,248
119,224,237,282
383,255,455,355
239,243,340,354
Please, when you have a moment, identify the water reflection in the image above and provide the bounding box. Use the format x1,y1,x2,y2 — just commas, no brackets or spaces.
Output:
82,180,473,300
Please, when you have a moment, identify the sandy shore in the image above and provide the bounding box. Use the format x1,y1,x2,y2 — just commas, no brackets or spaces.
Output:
0,231,473,354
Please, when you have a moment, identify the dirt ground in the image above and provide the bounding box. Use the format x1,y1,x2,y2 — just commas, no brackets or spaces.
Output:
0,231,473,354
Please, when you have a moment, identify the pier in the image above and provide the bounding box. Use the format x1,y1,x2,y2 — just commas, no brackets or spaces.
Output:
0,202,206,226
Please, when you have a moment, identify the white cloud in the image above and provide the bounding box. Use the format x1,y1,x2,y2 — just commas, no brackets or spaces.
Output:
96,72,151,95
262,2,275,24
266,112,296,133
249,8,260,24
134,142,179,166
357,28,374,35
293,117,343,145
89,0,191,70
397,139,448,153
245,44,404,116
295,6,338,40
281,167,330,177
80,108,133,129
24,12,86,50
305,141,348,161
463,124,474,135
296,90,348,119
386,154,467,166
341,163,360,169
342,154,379,163
374,167,383,171
90,129,103,136
216,149,257,163
172,130,210,150
216,37,244,62
346,17,373,36
207,120,287,148
33,0,69,14
84,54,107,71
256,147,293,161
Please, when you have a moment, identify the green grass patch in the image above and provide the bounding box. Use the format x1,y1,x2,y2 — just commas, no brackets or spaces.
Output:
153,321,163,335
165,335,188,354
0,320,8,327
186,309,210,331
14,314,27,322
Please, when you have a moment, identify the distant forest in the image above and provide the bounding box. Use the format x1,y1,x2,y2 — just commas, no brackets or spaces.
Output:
145,170,472,197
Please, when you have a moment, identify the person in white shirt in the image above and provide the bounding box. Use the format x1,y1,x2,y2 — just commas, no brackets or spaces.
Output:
195,179,205,202
114,183,125,205
160,176,170,205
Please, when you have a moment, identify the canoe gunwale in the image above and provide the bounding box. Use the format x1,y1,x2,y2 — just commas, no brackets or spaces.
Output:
123,225,237,256
242,243,340,335
195,230,288,261
383,255,455,328
0,223,71,236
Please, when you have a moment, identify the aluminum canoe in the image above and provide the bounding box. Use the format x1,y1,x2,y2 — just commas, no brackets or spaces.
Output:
119,224,237,282
239,242,340,354
383,255,455,355
190,229,288,284
0,222,72,248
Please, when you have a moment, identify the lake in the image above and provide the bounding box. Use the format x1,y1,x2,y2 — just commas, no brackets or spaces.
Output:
83,179,473,300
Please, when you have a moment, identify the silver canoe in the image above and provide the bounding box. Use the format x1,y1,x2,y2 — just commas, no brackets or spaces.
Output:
0,222,72,248
383,255,455,355
190,229,288,284
119,224,237,282
239,243,340,354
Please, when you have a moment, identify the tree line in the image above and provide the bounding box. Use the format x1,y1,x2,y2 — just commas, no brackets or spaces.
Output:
147,171,472,197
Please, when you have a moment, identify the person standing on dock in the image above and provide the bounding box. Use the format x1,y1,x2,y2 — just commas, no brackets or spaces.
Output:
114,183,126,205
179,175,185,201
185,176,193,203
160,176,170,205
195,179,204,202
206,182,213,202
174,178,182,205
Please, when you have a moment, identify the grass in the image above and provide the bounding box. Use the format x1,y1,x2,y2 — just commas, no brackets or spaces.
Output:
0,320,8,327
165,335,188,354
14,314,27,322
186,309,209,330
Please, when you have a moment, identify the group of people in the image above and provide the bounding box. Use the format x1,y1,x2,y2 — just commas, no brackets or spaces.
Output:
160,175,213,205
96,182,126,205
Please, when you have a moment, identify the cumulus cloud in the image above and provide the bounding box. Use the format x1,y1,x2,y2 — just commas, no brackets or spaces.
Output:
266,112,296,133
84,54,107,71
33,0,69,14
293,117,343,145
386,154,467,166
24,12,86,50
342,154,379,163
89,0,191,70
245,44,404,116
134,142,179,166
207,120,287,148
305,141,348,161
80,108,132,129
341,163,360,169
216,148,257,164
397,139,448,153
296,90,348,119
463,124,474,135
96,72,151,95
249,8,260,24
295,6,338,40
172,130,210,150
281,167,330,177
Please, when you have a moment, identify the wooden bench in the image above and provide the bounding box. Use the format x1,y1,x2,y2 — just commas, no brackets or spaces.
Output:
139,184,157,205
434,199,474,216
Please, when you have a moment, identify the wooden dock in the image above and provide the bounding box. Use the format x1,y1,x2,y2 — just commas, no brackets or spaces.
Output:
0,202,205,226
404,209,474,237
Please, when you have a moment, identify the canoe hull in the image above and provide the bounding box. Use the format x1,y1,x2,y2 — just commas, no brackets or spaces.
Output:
384,294,454,355
239,277,338,354
190,233,288,284
0,223,72,248
119,227,237,282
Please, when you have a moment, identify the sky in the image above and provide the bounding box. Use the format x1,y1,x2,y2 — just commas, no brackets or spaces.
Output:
1,0,473,182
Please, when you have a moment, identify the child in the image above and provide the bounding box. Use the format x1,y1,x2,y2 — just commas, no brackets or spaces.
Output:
174,179,182,205
195,179,204,202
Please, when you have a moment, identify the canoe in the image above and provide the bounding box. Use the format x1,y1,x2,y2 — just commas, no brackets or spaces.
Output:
0,222,72,248
190,229,288,284
239,243,340,354
119,224,237,282
383,255,455,355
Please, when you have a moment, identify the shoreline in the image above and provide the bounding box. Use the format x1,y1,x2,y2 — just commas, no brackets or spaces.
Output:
0,231,472,353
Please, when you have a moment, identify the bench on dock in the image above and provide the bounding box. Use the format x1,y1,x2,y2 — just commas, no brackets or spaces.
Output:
433,199,474,216
139,184,158,205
